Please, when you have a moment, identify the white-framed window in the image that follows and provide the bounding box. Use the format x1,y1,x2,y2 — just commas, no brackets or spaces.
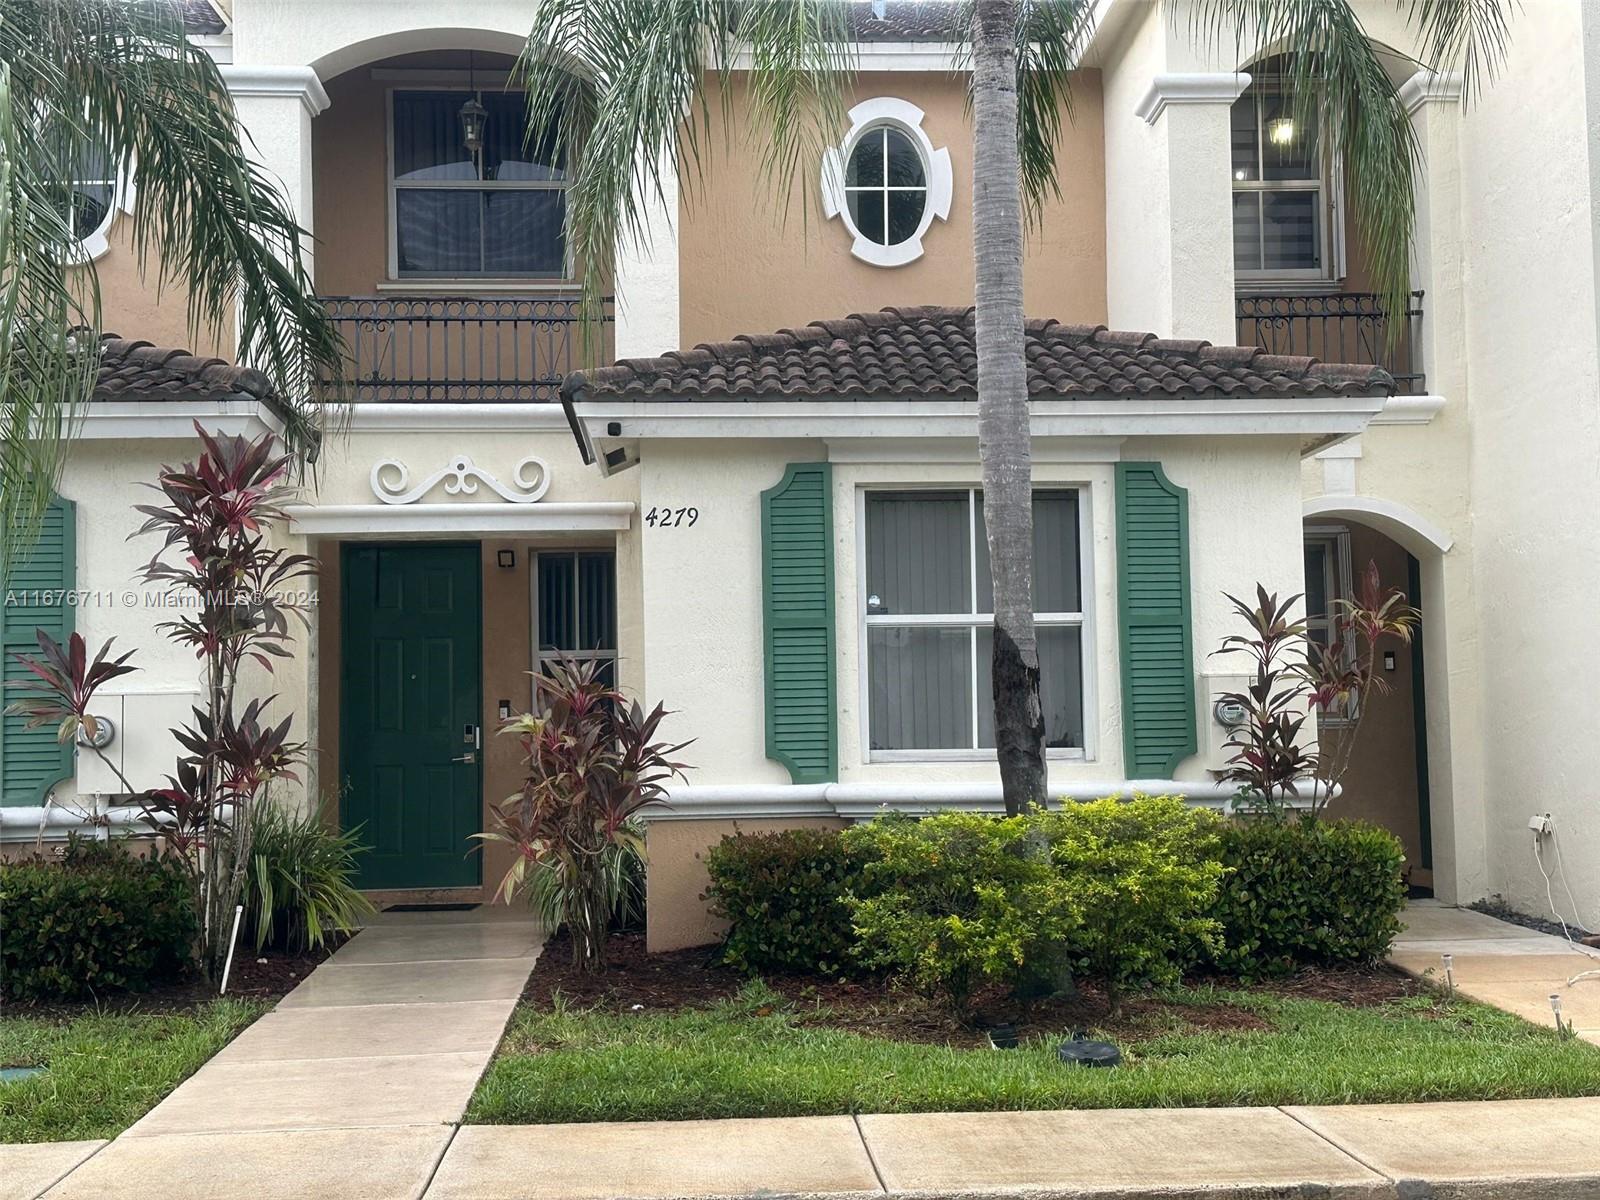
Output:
531,549,616,703
1304,525,1355,721
388,87,569,279
821,97,952,268
1230,62,1337,284
862,488,1088,758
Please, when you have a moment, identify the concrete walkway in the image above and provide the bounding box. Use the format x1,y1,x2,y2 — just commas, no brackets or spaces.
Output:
3,906,542,1200
1390,899,1600,1045
7,1098,1598,1199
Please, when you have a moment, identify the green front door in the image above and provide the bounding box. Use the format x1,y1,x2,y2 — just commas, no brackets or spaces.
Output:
341,543,482,890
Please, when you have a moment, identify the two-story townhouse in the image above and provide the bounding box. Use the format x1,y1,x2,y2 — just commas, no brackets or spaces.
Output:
4,0,1594,949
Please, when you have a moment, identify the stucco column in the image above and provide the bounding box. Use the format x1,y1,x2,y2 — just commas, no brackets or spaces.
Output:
613,148,682,359
220,65,330,279
1107,73,1247,344
1396,70,1486,905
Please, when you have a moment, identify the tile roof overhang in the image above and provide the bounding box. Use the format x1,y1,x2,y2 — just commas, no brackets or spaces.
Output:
77,335,291,441
560,306,1394,466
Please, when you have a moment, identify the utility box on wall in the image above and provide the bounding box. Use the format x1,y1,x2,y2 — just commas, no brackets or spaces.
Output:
1198,672,1251,776
75,689,200,795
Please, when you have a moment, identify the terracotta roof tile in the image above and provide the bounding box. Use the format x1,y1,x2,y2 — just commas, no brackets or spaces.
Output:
563,305,1395,404
94,335,281,407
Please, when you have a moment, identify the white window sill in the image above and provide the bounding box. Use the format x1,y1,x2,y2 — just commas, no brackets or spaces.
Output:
868,749,1091,764
1235,278,1345,297
375,279,583,295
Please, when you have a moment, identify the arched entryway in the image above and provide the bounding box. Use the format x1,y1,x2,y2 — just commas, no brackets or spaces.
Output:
1303,497,1457,898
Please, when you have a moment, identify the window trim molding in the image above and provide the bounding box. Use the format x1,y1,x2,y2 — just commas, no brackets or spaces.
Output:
384,84,575,283
528,546,618,710
853,482,1098,764
1231,70,1339,285
821,97,952,268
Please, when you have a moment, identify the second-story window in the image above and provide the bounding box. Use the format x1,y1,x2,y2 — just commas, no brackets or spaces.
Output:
846,126,927,248
1230,65,1331,282
391,89,567,278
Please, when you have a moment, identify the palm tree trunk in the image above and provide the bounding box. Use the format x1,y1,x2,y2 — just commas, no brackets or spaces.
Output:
971,0,1045,816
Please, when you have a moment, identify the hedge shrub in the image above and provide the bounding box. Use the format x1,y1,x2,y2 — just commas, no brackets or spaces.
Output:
704,827,867,975
1036,796,1226,1004
1208,815,1407,977
1,837,195,1001
841,811,1087,1013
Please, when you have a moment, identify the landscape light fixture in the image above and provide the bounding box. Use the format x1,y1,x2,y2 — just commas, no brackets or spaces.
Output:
459,50,487,156
1441,953,1455,999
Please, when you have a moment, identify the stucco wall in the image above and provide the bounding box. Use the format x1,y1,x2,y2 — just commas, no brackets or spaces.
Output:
1317,522,1427,883
1455,0,1600,918
675,71,1107,347
645,816,846,952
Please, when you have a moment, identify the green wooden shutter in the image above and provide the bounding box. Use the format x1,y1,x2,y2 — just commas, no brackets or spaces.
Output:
761,463,836,783
1115,463,1196,777
2,496,77,803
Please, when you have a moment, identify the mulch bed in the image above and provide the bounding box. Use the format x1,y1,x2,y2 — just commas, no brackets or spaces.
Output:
5,935,347,1020
524,932,1427,1049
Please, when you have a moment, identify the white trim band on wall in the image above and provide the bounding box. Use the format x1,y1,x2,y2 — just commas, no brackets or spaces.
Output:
1397,70,1463,116
643,778,1278,821
1134,72,1252,124
220,65,331,117
284,501,635,536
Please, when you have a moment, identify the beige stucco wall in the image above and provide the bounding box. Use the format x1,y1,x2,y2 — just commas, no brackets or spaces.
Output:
676,71,1107,347
645,816,847,952
1317,522,1426,883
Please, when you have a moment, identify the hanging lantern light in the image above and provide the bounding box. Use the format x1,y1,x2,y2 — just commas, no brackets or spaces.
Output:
459,50,486,156
1266,115,1296,146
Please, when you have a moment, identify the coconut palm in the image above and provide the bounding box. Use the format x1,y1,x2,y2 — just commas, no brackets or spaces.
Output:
520,0,1511,814
0,0,342,576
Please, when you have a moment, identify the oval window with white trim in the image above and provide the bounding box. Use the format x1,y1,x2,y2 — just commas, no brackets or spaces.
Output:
845,126,927,248
822,97,952,268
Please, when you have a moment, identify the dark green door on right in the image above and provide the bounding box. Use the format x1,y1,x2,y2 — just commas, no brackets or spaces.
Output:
341,543,482,890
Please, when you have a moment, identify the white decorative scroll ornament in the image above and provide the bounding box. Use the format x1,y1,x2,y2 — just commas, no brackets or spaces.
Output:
370,455,552,505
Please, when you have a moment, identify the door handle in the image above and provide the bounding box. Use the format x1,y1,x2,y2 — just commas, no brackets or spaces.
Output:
451,752,477,764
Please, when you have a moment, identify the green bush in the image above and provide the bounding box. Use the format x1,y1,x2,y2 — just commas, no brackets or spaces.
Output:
1208,815,1407,977
0,837,195,1001
704,828,867,975
841,811,1084,1013
244,799,375,954
1036,795,1226,1005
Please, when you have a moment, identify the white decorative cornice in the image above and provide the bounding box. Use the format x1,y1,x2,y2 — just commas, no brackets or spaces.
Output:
219,65,330,118
370,454,551,505
1134,72,1251,124
1397,70,1463,116
344,403,571,433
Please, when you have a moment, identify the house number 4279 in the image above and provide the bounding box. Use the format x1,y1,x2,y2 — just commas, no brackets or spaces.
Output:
645,506,699,528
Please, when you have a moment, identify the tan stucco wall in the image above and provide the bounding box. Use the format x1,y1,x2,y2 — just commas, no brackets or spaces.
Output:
645,816,847,952
1318,523,1426,883
74,216,232,359
676,71,1107,347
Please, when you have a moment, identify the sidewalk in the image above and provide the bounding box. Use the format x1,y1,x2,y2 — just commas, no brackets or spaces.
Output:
6,902,1600,1199
0,906,543,1200
1389,899,1600,1045
6,1097,1598,1199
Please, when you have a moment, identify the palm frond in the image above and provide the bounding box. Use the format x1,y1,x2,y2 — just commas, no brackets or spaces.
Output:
0,58,98,580
0,1,344,562
517,0,854,350
951,0,1096,228
1183,0,1420,339
1404,0,1515,101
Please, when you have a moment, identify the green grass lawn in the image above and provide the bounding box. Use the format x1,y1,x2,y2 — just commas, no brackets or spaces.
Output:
467,982,1600,1125
0,1000,268,1143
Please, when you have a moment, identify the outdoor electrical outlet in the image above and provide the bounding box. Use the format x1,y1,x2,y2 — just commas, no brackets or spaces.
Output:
1528,813,1554,836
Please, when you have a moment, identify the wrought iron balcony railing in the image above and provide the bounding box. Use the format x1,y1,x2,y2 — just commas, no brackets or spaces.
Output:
320,295,613,402
1236,291,1424,395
